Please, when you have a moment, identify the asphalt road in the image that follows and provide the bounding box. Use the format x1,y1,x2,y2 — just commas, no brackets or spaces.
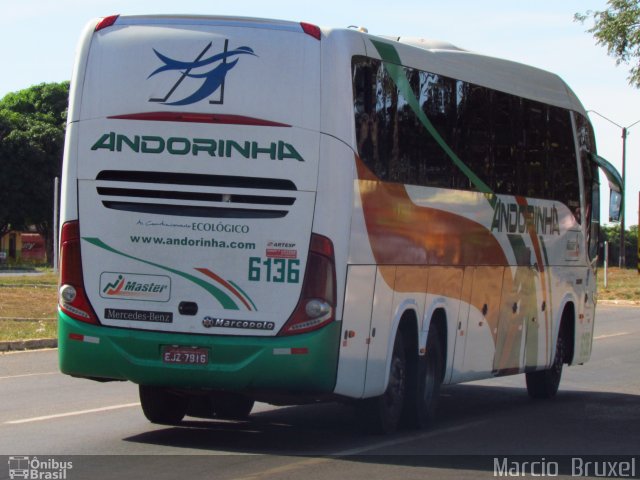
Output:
0,305,638,479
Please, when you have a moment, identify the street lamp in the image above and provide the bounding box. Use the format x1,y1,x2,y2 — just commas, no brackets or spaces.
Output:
588,110,640,269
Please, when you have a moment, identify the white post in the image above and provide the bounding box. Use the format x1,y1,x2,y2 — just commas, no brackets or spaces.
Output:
603,241,608,289
53,176,59,272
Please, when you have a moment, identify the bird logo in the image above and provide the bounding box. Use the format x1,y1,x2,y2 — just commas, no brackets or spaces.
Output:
148,40,256,106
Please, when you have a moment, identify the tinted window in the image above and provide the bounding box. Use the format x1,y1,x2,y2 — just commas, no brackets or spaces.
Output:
353,57,581,219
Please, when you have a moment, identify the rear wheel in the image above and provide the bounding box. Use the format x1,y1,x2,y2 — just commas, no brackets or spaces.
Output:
139,385,188,425
526,327,565,399
362,331,407,434
414,323,444,428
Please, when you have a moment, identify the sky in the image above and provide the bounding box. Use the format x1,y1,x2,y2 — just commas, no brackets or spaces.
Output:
2,0,639,227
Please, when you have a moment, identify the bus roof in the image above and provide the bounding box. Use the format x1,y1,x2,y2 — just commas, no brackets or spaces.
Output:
363,33,587,116
92,15,587,116
112,14,306,32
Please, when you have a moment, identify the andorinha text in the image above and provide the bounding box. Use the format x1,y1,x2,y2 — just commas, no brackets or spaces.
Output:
91,132,305,161
491,198,561,236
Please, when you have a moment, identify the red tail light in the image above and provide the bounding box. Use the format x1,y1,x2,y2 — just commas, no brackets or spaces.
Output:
59,221,99,324
278,234,336,336
95,15,119,32
300,22,321,40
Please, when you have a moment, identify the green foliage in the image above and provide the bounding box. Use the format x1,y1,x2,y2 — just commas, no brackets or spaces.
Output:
0,82,69,262
0,82,69,125
600,224,639,267
575,0,640,88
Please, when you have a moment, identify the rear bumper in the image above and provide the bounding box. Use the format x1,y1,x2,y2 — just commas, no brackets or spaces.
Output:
58,311,340,393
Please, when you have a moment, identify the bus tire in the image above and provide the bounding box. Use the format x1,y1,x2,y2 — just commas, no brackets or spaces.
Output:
415,322,443,429
139,385,188,425
362,330,407,434
525,327,565,399
212,392,255,420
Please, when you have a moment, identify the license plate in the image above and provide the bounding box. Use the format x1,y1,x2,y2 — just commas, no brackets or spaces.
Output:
162,346,209,365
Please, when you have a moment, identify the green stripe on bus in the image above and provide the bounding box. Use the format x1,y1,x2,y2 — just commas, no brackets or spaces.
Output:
370,39,495,205
229,280,258,311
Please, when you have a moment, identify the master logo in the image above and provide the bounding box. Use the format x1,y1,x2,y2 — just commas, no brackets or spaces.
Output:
100,272,171,302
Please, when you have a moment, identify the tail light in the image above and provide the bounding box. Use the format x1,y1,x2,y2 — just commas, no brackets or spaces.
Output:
278,234,336,336
300,22,321,40
59,221,99,324
95,15,119,32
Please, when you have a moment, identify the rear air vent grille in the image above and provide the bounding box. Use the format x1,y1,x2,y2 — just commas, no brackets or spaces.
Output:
96,187,296,206
96,171,297,190
96,170,297,219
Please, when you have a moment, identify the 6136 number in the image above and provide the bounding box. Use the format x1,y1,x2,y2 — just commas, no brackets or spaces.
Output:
248,257,300,283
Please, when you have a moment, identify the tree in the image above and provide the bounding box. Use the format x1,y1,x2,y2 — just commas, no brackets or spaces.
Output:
0,82,69,264
627,225,639,268
575,1,640,88
600,224,638,267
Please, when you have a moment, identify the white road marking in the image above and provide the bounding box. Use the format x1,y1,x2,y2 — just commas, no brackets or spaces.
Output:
0,371,58,380
595,332,631,340
5,402,140,424
230,420,491,480
0,348,57,355
332,419,491,456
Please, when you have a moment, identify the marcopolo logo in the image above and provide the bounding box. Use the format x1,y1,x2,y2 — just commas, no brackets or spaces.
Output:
100,272,171,302
148,39,256,106
202,316,275,331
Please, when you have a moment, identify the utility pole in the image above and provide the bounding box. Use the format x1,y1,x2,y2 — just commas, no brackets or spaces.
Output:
588,111,640,269
621,127,627,268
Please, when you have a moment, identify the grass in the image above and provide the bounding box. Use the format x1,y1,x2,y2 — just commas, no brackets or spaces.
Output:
597,267,640,302
0,266,637,342
0,270,57,286
0,268,58,342
0,284,58,319
0,319,57,342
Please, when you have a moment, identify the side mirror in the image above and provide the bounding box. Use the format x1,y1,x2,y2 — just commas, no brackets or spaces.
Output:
589,153,623,223
609,190,622,223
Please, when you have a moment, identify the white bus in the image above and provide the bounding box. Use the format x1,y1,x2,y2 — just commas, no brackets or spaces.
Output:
59,15,622,433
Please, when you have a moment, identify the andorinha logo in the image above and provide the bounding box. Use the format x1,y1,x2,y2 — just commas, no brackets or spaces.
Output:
491,198,560,236
148,39,256,106
91,132,304,162
99,272,171,302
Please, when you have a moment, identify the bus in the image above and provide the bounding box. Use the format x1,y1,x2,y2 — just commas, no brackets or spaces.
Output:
58,15,623,433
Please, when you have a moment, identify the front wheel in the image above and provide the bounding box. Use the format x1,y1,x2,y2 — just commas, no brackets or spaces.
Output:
139,385,188,425
526,327,565,399
361,331,407,434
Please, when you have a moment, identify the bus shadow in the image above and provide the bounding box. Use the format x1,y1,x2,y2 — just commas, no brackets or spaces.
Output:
123,383,640,459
